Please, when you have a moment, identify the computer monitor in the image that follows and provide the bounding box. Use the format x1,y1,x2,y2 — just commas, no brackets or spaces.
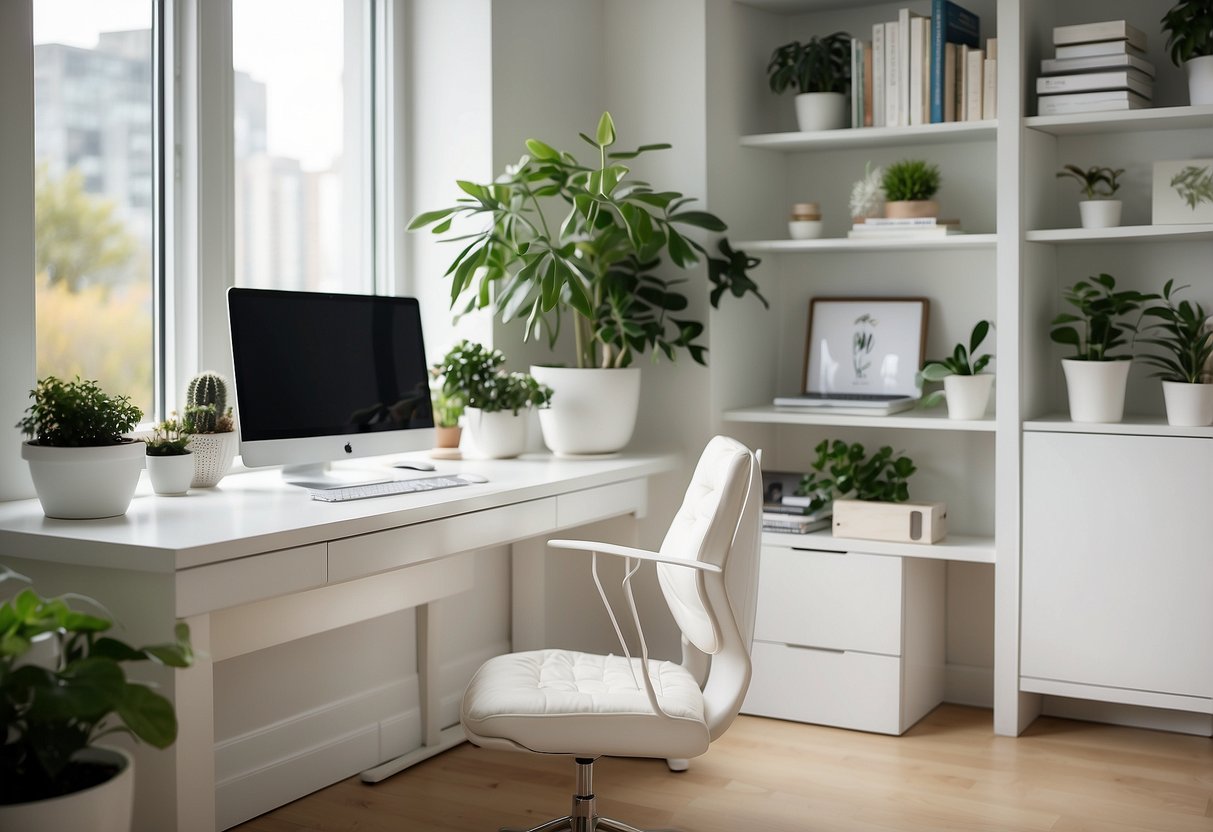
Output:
227,288,434,477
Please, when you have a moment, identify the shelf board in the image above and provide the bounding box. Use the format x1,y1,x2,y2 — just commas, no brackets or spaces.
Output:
1024,104,1213,137
725,404,996,432
740,119,996,151
1023,414,1213,439
736,234,998,253
736,0,894,13
1025,224,1213,244
762,529,997,564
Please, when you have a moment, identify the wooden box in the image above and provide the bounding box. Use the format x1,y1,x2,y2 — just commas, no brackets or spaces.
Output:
832,499,947,544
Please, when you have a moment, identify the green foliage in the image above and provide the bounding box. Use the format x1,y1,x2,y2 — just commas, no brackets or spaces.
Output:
1170,165,1213,209
144,416,191,457
917,320,994,408
0,566,192,805
184,372,229,434
409,112,767,369
1162,0,1213,66
881,160,941,202
794,439,917,515
429,376,465,429
436,341,553,416
1138,280,1213,383
1056,164,1123,200
767,33,852,95
34,164,138,293
16,376,142,447
1050,274,1154,361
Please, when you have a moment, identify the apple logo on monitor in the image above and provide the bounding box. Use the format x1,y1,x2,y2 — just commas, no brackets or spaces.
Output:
344,443,353,454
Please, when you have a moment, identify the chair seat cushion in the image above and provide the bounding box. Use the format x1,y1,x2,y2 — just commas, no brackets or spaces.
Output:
461,649,710,759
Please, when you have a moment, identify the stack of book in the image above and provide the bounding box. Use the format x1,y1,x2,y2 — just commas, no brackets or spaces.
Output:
763,496,830,535
1036,21,1153,116
847,217,963,239
853,0,996,129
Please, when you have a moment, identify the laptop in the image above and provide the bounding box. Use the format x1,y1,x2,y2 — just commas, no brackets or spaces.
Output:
774,297,929,416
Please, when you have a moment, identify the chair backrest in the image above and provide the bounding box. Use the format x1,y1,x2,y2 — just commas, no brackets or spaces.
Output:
655,435,761,740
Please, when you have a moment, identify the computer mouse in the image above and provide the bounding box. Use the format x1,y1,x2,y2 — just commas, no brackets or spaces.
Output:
394,460,436,471
458,473,489,484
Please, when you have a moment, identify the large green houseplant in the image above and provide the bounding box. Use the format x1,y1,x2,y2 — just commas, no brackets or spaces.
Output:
0,566,192,830
767,32,851,132
1139,280,1213,426
1162,0,1213,105
410,112,766,455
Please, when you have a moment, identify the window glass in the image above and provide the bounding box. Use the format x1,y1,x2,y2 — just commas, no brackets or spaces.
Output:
33,0,155,416
233,0,372,294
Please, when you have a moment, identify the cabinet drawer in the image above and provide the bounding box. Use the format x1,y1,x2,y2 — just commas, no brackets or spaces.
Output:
175,543,327,617
743,640,904,735
754,546,902,655
555,479,647,529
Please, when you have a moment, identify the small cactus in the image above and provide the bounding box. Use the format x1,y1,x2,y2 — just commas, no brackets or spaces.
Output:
185,372,228,433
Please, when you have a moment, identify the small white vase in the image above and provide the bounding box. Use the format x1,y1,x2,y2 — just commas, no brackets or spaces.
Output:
1161,380,1213,427
1185,55,1213,106
187,431,238,487
21,441,145,519
1078,199,1122,229
942,374,994,420
147,452,194,495
465,408,529,459
788,220,823,239
1061,358,1131,423
0,747,133,832
530,366,641,457
794,92,847,132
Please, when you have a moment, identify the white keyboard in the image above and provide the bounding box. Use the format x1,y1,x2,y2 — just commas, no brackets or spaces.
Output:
307,474,484,502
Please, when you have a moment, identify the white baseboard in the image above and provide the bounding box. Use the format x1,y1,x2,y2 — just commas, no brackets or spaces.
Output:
943,662,993,708
1041,696,1213,737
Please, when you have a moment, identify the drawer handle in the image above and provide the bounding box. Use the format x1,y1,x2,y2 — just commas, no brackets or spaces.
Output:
783,643,846,655
789,548,848,555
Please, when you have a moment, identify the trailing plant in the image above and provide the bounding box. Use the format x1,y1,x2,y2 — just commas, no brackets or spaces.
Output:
409,112,767,370
917,320,994,408
794,439,916,515
436,341,553,416
767,33,852,95
882,160,941,202
183,372,232,433
1170,164,1213,209
0,566,192,805
16,376,142,447
849,161,885,219
144,415,191,456
1056,164,1124,200
1050,273,1154,361
1138,280,1213,383
1161,0,1213,66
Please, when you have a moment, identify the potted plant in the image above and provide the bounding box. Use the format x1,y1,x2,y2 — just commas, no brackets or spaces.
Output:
917,320,995,420
1056,164,1124,229
15,376,144,519
0,566,192,832
1050,273,1153,423
429,373,465,460
435,341,552,459
409,112,766,456
882,159,941,219
1162,0,1213,106
767,32,852,132
143,415,193,496
182,372,237,488
1139,279,1213,426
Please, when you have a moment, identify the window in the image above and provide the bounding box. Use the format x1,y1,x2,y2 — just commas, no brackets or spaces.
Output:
33,0,156,416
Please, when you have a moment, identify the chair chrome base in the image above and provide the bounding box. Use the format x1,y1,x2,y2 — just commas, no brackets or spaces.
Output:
499,758,679,832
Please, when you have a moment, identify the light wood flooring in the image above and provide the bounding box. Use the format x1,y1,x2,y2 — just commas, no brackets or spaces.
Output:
232,705,1213,832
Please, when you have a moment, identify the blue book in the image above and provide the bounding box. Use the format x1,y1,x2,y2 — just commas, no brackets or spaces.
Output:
930,0,980,123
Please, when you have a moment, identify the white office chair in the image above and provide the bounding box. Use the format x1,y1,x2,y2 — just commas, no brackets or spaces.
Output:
460,436,762,832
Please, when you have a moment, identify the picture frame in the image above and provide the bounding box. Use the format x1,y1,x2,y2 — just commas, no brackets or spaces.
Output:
1152,159,1213,225
761,469,806,513
800,297,929,396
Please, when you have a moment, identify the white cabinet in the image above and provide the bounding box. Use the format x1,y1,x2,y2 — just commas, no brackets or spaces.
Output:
1021,431,1213,713
743,543,945,734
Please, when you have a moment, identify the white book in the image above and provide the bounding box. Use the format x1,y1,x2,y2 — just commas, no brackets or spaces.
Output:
1052,20,1148,51
872,23,885,127
986,37,998,61
983,57,997,119
847,227,964,238
1041,53,1155,77
1037,69,1153,98
943,43,958,122
1055,40,1146,59
860,217,958,227
885,21,900,127
1037,89,1151,115
966,48,984,121
957,44,970,120
909,17,929,126
898,9,926,127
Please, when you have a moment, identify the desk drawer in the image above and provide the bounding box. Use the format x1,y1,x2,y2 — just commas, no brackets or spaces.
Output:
555,479,647,529
328,497,556,583
754,546,902,656
175,543,328,617
743,640,904,735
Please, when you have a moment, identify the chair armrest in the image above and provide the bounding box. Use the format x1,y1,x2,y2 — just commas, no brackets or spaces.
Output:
547,539,722,573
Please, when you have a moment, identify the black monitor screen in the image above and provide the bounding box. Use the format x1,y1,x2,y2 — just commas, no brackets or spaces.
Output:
228,288,434,442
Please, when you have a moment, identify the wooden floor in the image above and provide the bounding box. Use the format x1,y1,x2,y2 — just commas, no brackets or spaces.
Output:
232,705,1213,832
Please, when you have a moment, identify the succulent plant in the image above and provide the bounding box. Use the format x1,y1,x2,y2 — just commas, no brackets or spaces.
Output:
184,372,232,434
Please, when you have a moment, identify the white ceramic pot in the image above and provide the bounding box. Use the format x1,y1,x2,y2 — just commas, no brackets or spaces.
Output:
1185,55,1213,106
885,200,939,219
794,91,847,132
147,452,194,496
21,441,144,519
1061,358,1131,423
1161,380,1213,427
788,220,823,239
465,408,529,459
529,366,641,457
0,747,133,832
187,431,238,487
942,373,994,420
1078,199,1122,229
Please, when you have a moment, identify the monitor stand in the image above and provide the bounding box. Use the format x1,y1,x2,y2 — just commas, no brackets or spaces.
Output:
280,463,392,490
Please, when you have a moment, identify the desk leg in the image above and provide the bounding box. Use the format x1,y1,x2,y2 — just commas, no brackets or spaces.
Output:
511,537,547,652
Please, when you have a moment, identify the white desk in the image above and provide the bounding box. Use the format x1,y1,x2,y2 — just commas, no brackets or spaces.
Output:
0,451,675,831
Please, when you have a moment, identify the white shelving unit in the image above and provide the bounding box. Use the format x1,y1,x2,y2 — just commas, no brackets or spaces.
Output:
736,234,998,252
725,405,995,432
741,120,996,150
762,529,997,563
1026,224,1213,244
1024,103,1213,136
